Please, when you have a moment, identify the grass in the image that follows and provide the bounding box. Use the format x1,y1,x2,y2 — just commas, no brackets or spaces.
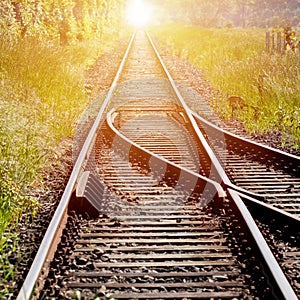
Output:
152,23,300,149
0,34,117,295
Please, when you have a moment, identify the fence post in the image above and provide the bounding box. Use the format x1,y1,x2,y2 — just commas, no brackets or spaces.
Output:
277,32,282,53
266,32,270,52
271,33,275,51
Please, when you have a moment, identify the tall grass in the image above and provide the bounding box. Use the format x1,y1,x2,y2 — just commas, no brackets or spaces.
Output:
0,34,112,291
152,24,300,148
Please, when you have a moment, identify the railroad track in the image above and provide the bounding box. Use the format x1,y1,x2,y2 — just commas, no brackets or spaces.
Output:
17,31,299,300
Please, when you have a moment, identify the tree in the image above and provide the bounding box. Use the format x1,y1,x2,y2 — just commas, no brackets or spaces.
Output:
0,0,125,43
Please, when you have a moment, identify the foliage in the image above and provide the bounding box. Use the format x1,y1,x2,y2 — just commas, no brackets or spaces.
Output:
153,23,300,148
0,33,124,290
0,0,125,44
0,0,126,294
152,0,300,28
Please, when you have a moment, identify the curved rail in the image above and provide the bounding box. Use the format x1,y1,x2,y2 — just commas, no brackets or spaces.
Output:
17,33,136,300
107,109,226,201
107,109,298,300
191,109,300,218
190,110,300,222
191,109,300,176
146,33,268,203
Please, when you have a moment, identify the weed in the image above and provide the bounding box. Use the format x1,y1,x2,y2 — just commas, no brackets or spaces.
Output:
152,24,300,148
0,34,115,293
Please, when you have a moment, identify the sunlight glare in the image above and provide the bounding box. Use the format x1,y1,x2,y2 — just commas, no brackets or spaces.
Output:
126,0,153,27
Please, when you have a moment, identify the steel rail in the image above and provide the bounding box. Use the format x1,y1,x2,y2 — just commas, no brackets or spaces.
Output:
108,105,300,226
147,33,231,188
228,189,298,300
147,33,268,202
235,190,300,225
190,109,300,217
107,97,299,300
111,102,299,225
190,109,300,175
146,31,298,300
107,109,226,200
17,32,136,300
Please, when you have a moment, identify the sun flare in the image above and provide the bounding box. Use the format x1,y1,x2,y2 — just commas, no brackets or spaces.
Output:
126,0,153,27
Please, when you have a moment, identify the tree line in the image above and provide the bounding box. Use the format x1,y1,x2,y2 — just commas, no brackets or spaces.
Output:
154,0,300,28
0,0,125,44
0,1,299,43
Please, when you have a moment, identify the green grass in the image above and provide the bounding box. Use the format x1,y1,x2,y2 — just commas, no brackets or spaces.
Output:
152,23,300,148
0,34,117,293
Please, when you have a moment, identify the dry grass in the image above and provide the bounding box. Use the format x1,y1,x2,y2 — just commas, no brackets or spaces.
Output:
153,23,300,148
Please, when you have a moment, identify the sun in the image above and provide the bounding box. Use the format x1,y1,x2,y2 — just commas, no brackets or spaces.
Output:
126,0,153,27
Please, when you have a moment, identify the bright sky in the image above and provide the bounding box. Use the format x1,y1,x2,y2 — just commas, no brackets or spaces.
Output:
126,0,153,27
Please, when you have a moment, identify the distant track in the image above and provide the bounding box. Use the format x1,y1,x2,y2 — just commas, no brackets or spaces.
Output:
17,31,299,300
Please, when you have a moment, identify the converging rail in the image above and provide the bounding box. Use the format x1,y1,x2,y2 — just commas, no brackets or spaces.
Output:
192,111,300,216
17,31,299,299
